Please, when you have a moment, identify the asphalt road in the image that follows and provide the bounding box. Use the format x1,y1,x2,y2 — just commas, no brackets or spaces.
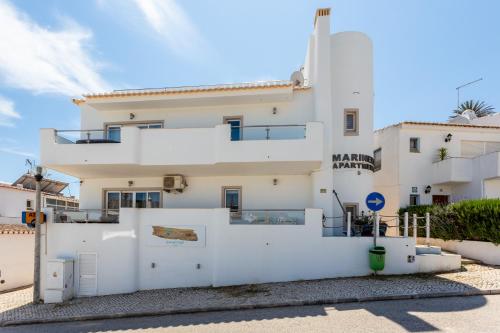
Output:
1,295,499,333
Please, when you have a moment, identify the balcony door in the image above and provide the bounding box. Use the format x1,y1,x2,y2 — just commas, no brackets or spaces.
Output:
223,116,243,141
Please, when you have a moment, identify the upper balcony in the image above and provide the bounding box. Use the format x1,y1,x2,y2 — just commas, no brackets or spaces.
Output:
432,157,472,185
432,152,500,185
40,122,323,178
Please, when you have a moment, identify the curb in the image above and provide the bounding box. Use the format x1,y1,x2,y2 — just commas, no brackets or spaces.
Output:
2,289,500,327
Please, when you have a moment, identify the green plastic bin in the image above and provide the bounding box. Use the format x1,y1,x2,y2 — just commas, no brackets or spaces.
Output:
369,246,386,271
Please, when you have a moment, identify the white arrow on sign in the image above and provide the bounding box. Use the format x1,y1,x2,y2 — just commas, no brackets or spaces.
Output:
368,198,383,206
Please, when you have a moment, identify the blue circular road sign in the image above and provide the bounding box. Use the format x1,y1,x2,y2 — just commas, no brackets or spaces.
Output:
366,192,385,211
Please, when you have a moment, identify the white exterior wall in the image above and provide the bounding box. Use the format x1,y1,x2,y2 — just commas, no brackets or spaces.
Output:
330,32,374,216
375,124,500,215
80,91,313,131
0,234,34,291
0,187,34,223
81,175,312,210
42,208,418,297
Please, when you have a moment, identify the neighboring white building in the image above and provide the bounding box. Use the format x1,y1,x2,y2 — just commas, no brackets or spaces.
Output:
374,120,500,217
38,9,459,299
0,175,79,224
0,175,78,292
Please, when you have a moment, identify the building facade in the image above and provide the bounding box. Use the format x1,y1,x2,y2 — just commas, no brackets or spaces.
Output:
38,9,458,299
0,176,79,224
374,120,500,217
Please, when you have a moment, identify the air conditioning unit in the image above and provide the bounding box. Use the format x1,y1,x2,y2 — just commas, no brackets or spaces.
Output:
163,175,187,193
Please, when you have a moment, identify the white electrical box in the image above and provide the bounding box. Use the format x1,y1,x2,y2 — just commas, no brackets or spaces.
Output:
44,258,74,303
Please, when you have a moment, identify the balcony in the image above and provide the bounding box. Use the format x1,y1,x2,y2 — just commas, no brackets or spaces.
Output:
41,122,323,178
432,158,472,185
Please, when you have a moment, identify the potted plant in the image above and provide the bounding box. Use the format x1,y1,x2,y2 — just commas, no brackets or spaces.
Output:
438,147,448,161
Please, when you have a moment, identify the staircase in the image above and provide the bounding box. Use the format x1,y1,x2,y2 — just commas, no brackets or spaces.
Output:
415,245,462,273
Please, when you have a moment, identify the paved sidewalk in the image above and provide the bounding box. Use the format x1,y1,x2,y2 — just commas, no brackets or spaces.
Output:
1,264,499,326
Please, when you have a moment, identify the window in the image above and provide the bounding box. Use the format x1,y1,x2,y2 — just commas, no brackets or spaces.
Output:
222,186,242,214
105,122,164,142
106,190,161,211
107,125,121,142
26,199,33,211
45,197,77,211
120,192,133,208
410,137,420,153
409,194,420,206
223,117,243,141
373,148,382,172
344,109,359,136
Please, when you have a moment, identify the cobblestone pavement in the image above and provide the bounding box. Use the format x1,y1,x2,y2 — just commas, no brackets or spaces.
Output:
1,264,499,326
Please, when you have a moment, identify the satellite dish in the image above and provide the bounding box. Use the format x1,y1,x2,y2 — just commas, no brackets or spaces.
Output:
290,70,304,87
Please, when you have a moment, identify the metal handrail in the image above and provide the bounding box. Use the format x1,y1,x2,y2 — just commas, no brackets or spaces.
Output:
232,124,306,128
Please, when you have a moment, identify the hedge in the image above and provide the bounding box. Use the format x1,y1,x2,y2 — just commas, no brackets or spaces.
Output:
398,199,500,244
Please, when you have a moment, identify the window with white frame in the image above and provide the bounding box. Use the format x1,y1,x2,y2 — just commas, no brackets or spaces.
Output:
410,137,420,153
105,122,163,141
344,109,359,136
26,199,33,211
105,190,161,212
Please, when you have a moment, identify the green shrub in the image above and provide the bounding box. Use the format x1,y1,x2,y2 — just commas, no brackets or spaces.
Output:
398,199,500,244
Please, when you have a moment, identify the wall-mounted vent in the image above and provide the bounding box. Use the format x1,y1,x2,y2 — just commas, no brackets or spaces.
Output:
163,175,187,193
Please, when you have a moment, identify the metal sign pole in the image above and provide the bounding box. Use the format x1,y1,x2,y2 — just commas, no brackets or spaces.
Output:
33,166,43,304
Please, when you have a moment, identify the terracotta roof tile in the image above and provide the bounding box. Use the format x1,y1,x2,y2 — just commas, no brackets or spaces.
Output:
73,80,311,104
0,224,34,235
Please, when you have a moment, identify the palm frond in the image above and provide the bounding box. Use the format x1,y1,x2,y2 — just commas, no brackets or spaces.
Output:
451,99,495,118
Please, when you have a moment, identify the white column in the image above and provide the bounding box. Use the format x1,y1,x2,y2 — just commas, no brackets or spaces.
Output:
403,212,409,238
425,212,430,246
347,212,351,237
413,214,417,241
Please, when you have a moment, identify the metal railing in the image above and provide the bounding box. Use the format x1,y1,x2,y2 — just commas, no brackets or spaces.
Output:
230,209,305,225
54,209,119,223
54,129,121,144
323,212,432,241
231,125,306,141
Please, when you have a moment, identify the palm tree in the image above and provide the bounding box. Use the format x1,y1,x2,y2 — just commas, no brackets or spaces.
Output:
451,100,495,118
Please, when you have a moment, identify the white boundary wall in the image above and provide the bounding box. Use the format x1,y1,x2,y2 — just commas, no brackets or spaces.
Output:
419,237,500,265
0,234,34,291
41,208,420,298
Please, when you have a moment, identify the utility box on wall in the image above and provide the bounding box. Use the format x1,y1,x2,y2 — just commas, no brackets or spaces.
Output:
44,258,74,303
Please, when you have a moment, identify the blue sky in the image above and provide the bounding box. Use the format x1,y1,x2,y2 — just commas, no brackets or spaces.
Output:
0,0,499,197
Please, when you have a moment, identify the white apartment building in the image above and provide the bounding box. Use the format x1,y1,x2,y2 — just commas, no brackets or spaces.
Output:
0,174,79,224
38,9,459,299
374,119,500,216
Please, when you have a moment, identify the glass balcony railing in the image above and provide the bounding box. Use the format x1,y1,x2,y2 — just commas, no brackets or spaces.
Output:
231,125,306,141
54,130,121,144
230,209,305,225
54,209,119,223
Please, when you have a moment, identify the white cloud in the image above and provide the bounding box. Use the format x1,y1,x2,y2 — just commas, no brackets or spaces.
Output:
99,0,212,61
0,146,35,158
0,95,21,127
0,0,110,96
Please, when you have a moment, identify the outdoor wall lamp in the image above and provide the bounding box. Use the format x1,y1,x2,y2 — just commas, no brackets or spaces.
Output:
272,107,278,115
128,180,134,187
445,133,452,142
129,112,135,120
273,178,278,185
425,185,432,194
